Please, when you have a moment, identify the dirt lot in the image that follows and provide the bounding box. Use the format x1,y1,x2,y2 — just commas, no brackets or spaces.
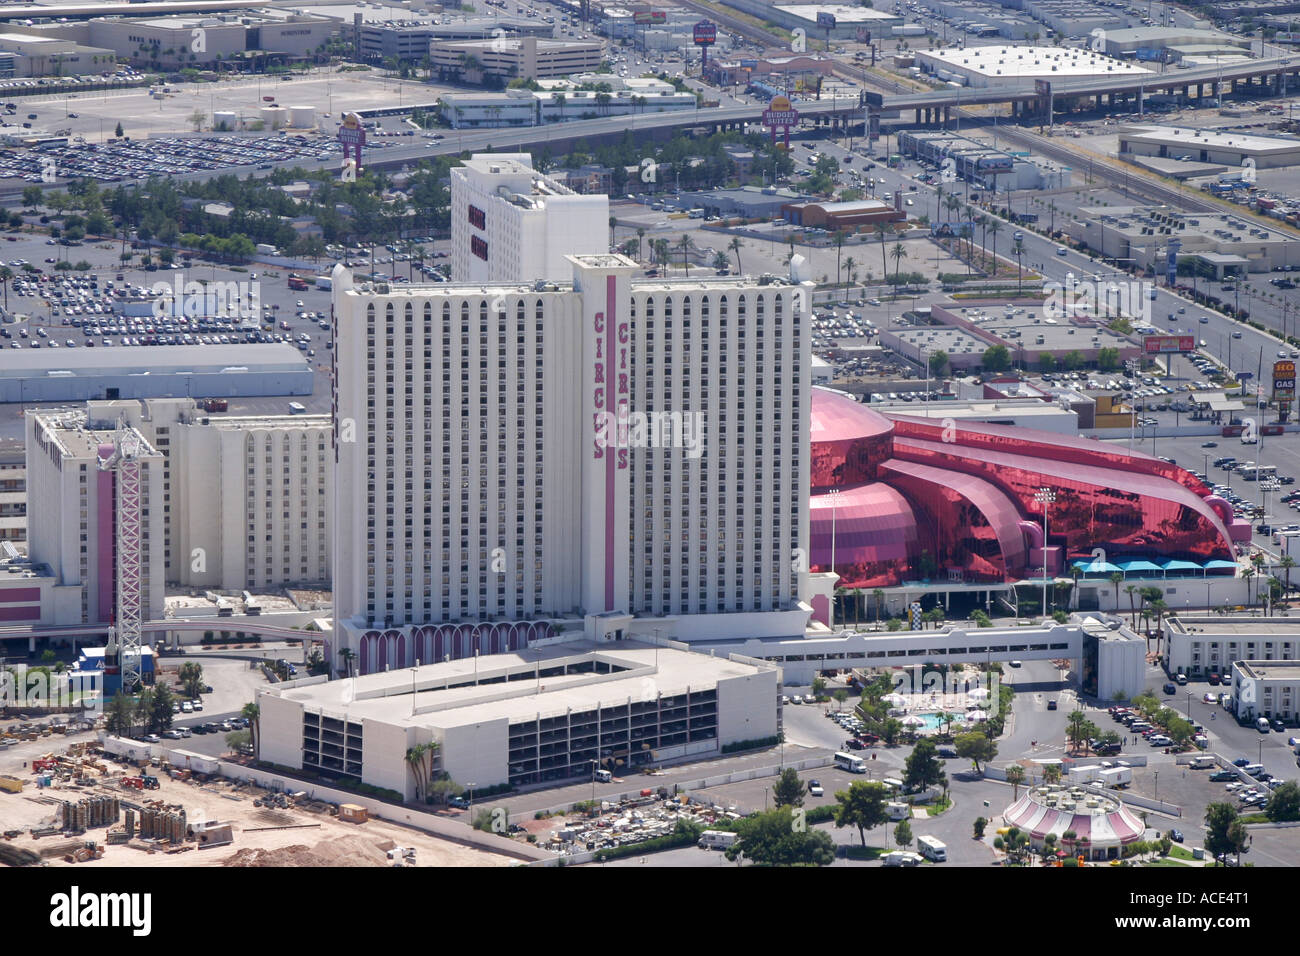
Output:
0,758,518,868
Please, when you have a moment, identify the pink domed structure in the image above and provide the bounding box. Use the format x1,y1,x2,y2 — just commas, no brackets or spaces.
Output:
809,387,1240,589
1002,785,1145,861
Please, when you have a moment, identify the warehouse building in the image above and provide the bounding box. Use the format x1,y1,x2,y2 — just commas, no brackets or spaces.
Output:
1067,205,1300,277
0,343,312,404
357,16,553,63
915,46,1150,88
257,639,781,795
1097,26,1251,60
1118,125,1300,170
780,197,906,229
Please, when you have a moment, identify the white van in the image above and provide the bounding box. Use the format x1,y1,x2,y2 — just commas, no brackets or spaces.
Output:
881,850,923,867
1257,717,1271,733
917,835,947,862
593,768,611,783
698,829,737,850
1188,755,1214,770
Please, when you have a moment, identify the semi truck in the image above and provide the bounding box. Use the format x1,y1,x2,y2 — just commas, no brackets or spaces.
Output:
1067,764,1105,785
1098,766,1132,789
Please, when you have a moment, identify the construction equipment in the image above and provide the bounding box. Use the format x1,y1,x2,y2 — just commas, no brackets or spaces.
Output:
120,776,144,790
141,775,160,790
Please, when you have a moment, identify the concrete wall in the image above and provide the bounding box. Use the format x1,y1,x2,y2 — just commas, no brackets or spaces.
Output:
361,715,414,800
440,715,510,789
716,668,779,745
256,686,304,770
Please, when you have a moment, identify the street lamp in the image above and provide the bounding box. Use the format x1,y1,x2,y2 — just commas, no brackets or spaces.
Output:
1034,487,1057,619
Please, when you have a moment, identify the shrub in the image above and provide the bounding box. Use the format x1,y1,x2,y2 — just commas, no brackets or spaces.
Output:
721,734,782,754
593,818,702,862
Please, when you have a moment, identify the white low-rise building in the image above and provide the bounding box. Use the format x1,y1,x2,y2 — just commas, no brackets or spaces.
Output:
1162,617,1300,680
1230,660,1300,723
257,638,780,794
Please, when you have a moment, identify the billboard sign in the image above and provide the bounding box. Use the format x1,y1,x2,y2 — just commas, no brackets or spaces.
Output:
1166,238,1181,287
931,221,975,239
856,26,872,43
337,111,365,148
816,11,837,29
1034,79,1051,97
693,19,717,44
976,155,1014,173
633,11,665,24
1274,360,1296,392
1143,334,1194,354
762,94,799,128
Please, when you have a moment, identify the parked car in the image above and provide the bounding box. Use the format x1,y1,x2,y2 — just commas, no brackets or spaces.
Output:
808,779,824,797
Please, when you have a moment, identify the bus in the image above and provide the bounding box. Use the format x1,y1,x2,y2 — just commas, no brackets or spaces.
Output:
834,751,867,773
1238,464,1276,481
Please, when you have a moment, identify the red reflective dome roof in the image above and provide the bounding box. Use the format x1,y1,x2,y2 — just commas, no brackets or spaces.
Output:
810,387,894,443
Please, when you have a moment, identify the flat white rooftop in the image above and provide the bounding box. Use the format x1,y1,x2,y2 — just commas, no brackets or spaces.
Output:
273,640,766,729
775,4,898,22
1120,125,1300,155
920,46,1151,80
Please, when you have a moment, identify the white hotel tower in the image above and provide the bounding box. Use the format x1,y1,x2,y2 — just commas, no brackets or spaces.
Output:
450,153,609,284
329,256,813,674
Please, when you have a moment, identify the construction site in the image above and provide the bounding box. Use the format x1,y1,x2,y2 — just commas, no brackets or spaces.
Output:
0,739,524,868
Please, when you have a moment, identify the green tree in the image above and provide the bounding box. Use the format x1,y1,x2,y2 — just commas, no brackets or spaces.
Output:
954,730,997,772
1005,763,1027,801
811,676,826,698
833,689,849,710
115,121,124,138
880,717,904,746
893,818,913,850
725,807,835,866
1043,763,1062,785
225,729,252,752
928,349,949,377
178,662,205,699
772,767,807,808
993,826,1032,864
982,345,1011,372
1204,802,1239,862
1066,710,1098,754
903,737,947,794
241,702,260,757
1165,716,1194,750
405,741,439,803
149,682,175,733
973,815,988,839
1266,780,1300,822
833,780,890,846
106,691,134,737
1227,819,1249,865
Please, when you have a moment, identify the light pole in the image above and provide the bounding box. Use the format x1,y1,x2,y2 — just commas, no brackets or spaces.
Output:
1035,487,1057,619
1153,770,1159,802
466,781,476,819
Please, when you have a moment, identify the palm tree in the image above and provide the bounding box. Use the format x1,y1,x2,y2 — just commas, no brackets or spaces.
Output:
1013,239,1025,293
851,587,863,625
843,256,857,300
553,91,566,123
1125,584,1138,629
1149,599,1169,654
872,588,885,624
636,226,646,263
1243,566,1256,604
729,236,744,275
241,702,260,758
404,741,439,803
987,220,1001,275
1109,572,1124,614
608,214,617,252
0,266,11,310
890,241,907,283
1281,554,1295,593
874,223,889,278
976,214,988,268
1006,764,1026,801
934,184,944,225
834,229,847,287
678,233,693,276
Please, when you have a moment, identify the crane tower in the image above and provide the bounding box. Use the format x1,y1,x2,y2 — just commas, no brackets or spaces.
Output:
97,422,144,692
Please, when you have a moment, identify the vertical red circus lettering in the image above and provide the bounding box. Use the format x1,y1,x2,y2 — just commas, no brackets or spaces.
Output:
593,310,606,461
